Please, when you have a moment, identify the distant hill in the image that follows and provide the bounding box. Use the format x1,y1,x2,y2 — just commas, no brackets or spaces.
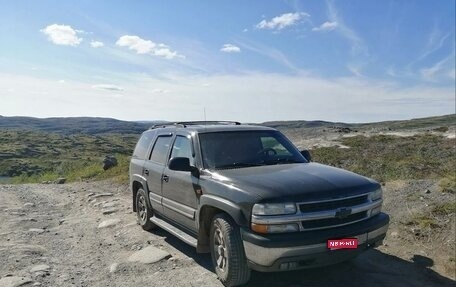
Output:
263,114,456,131
0,116,168,135
0,114,454,135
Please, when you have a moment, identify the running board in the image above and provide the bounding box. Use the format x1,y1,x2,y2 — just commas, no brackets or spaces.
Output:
150,217,198,247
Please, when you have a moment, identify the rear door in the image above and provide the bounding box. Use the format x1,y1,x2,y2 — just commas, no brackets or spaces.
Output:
161,133,199,232
143,132,173,215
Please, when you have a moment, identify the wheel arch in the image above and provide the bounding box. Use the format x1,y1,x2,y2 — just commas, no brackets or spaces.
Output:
130,174,148,212
196,195,248,253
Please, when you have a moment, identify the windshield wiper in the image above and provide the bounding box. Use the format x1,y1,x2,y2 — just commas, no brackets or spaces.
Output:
265,158,303,165
215,162,264,169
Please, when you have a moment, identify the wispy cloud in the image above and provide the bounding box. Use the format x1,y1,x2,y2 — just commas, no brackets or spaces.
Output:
220,44,241,53
235,38,300,72
90,40,104,48
256,12,309,30
420,51,455,82
327,1,367,57
419,25,451,62
312,21,338,32
116,35,184,59
92,84,124,91
40,24,83,46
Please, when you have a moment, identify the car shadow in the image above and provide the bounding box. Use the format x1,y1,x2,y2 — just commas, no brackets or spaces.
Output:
149,229,454,287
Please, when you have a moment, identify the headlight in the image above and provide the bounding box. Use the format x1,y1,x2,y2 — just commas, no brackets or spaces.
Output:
252,203,297,216
369,188,383,201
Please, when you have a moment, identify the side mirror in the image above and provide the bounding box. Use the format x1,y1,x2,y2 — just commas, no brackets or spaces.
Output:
168,157,200,178
300,150,312,162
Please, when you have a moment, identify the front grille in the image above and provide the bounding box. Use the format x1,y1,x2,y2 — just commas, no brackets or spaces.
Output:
301,211,368,229
299,195,368,213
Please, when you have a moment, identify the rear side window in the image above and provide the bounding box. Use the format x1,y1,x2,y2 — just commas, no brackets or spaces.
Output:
150,136,172,164
133,132,154,159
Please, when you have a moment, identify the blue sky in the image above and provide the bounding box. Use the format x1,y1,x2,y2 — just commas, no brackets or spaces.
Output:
1,0,454,122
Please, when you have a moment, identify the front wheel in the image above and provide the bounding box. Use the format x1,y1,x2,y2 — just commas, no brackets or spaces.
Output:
135,188,156,231
210,213,251,286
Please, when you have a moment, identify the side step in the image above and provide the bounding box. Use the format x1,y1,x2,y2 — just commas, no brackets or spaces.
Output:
150,216,198,248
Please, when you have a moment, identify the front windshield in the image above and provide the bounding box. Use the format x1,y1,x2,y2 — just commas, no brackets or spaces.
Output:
199,130,307,170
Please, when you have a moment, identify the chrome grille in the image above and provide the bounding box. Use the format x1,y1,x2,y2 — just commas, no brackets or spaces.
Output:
299,195,368,213
301,211,368,229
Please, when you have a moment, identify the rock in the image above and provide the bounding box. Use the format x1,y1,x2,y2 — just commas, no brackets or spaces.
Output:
127,246,170,264
0,276,33,287
109,263,119,273
86,192,95,197
29,228,45,234
102,202,117,208
102,208,118,215
411,227,421,236
92,193,113,198
24,203,35,207
103,156,118,171
390,231,399,238
30,264,50,273
98,219,121,228
54,178,66,184
424,189,431,194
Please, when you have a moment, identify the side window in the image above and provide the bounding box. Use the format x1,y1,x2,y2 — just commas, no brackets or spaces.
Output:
260,136,292,156
133,132,153,159
170,136,194,166
149,136,172,164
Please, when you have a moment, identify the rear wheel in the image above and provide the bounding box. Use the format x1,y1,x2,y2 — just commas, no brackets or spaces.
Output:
135,188,156,231
210,213,251,286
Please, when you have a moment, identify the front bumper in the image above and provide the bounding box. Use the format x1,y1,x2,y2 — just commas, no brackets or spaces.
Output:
241,213,389,272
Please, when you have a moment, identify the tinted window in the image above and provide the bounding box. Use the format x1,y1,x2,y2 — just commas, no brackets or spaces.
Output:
199,131,306,169
133,132,154,159
150,136,172,164
170,136,194,166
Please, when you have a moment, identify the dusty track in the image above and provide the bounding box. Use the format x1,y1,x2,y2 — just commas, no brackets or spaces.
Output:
0,180,454,287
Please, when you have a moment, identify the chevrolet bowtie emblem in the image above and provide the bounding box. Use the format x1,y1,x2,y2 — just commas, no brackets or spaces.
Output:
335,207,352,219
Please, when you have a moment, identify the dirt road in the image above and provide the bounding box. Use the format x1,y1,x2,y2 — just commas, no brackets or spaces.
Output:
0,181,454,287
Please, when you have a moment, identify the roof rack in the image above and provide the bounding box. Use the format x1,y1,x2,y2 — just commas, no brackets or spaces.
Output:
149,121,241,129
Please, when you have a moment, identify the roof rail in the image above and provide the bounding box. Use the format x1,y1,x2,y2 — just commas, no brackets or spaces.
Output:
176,121,241,127
149,121,241,130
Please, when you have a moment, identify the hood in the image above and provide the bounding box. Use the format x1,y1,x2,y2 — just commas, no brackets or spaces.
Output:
211,163,379,202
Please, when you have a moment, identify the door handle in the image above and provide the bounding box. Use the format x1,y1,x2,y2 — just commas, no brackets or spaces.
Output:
162,175,169,182
144,169,149,175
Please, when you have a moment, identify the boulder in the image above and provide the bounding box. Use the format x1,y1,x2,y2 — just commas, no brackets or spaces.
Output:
102,156,118,170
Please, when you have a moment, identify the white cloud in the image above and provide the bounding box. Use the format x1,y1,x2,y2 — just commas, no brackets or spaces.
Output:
1,73,454,123
420,53,455,82
151,88,169,94
115,35,184,59
92,84,124,91
220,44,241,53
90,41,104,48
40,24,83,46
312,21,338,32
256,12,308,30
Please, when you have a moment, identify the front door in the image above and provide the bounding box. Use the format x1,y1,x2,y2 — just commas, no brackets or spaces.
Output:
161,134,198,233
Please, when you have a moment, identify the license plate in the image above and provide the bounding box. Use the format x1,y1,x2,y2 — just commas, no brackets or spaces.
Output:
327,238,358,250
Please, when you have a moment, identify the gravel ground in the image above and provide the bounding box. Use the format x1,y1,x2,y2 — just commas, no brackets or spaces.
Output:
0,180,454,287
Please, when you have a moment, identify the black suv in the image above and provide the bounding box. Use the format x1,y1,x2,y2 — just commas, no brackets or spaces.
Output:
129,121,389,286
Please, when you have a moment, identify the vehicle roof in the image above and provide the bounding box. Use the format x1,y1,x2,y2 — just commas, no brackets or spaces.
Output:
149,123,276,133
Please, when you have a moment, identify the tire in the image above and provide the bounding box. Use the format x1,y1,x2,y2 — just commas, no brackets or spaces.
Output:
135,188,156,231
210,213,251,287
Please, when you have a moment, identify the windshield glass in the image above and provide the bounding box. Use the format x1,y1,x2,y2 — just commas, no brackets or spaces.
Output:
199,130,307,170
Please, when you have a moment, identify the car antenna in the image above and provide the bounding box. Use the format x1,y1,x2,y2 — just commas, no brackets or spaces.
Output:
203,107,207,126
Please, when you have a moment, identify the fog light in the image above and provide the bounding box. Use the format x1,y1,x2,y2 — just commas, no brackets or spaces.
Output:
251,223,299,234
371,206,382,216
